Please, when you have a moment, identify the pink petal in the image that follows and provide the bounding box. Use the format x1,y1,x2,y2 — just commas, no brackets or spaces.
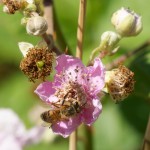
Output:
55,54,85,84
86,58,105,95
82,98,102,125
56,54,83,73
0,136,22,150
34,82,55,102
51,115,81,138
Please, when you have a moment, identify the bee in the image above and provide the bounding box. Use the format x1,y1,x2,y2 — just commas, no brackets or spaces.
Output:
41,99,86,125
61,100,83,117
41,109,62,125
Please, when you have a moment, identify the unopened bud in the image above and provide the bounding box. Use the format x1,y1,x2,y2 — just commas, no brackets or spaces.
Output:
26,0,34,3
104,65,135,103
24,3,37,12
100,31,121,52
26,16,48,36
21,17,29,25
111,7,142,37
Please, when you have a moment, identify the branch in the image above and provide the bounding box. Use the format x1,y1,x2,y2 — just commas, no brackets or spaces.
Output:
69,1,87,150
142,116,150,150
84,126,93,150
106,40,150,70
76,0,87,59
42,0,61,55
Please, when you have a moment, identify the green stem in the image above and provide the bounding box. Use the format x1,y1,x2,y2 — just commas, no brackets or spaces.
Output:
84,126,93,150
106,39,150,70
142,115,150,150
89,46,102,62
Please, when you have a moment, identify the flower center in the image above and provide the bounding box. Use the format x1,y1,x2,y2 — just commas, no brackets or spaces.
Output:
36,60,45,69
54,81,86,115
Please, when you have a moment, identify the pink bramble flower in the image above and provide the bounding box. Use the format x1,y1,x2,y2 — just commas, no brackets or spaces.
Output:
35,54,105,138
0,108,44,150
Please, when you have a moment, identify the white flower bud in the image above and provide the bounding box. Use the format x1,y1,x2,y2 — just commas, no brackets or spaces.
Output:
111,7,142,37
18,42,34,57
26,16,48,36
26,0,34,4
100,31,121,51
24,3,37,12
21,17,28,25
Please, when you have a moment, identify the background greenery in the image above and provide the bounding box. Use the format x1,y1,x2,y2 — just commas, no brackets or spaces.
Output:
0,0,150,150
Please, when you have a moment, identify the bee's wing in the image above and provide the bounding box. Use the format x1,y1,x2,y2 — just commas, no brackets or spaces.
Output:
38,100,51,108
41,121,52,128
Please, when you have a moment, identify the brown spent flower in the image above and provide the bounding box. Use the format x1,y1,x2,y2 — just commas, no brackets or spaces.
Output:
2,0,22,14
105,65,135,103
20,47,54,82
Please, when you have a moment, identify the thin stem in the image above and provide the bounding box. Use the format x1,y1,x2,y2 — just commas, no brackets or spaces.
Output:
76,0,87,59
84,126,93,150
69,0,87,150
42,0,61,55
142,116,150,150
106,40,150,70
43,0,53,35
42,33,61,55
69,131,77,150
90,46,102,62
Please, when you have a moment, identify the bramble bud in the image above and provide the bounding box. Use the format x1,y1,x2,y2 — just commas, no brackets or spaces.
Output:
26,16,48,36
26,0,34,3
24,3,37,12
100,31,121,52
111,7,142,37
104,65,135,103
21,17,29,25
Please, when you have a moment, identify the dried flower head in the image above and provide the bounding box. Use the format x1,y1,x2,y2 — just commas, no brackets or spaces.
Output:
105,65,135,103
20,47,54,82
35,54,105,137
2,0,22,14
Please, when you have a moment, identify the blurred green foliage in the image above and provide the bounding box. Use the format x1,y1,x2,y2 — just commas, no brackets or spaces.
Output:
0,0,150,150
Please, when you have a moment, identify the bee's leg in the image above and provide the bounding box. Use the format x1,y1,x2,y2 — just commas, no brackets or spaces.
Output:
61,92,70,105
51,102,61,108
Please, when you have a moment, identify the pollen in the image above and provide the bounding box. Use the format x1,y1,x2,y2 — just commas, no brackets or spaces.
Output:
105,65,135,103
54,81,87,109
20,47,54,82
